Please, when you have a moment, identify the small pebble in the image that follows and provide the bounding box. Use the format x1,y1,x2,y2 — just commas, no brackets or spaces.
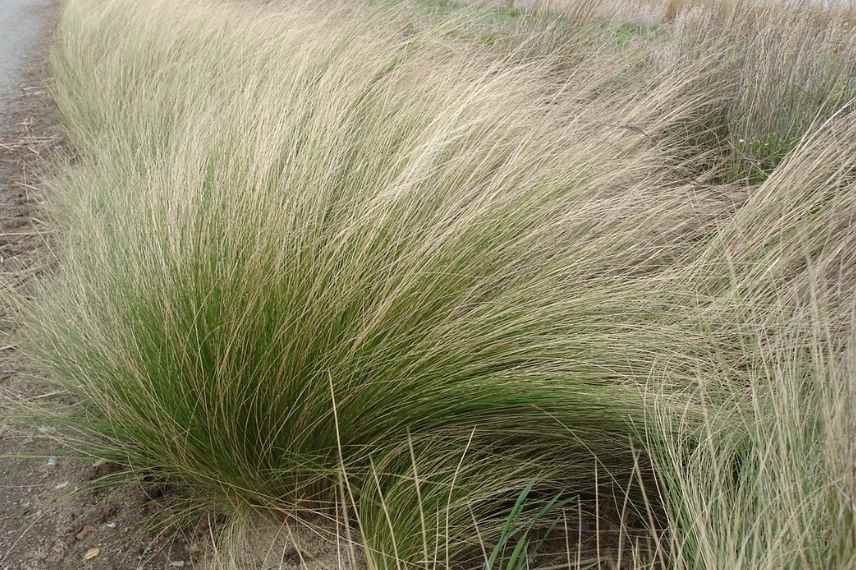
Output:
76,525,97,541
46,456,58,466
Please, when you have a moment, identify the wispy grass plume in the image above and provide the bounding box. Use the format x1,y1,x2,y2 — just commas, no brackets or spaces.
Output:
20,0,856,567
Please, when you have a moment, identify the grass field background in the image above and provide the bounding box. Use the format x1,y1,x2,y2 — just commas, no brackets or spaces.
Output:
12,0,856,567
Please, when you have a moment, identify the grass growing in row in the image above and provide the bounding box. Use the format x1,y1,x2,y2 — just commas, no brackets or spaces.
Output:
18,0,856,567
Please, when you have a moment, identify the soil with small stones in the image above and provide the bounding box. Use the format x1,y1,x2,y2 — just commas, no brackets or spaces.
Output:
0,3,205,569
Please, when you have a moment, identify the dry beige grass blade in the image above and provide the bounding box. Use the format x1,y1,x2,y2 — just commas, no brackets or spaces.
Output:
689,111,856,333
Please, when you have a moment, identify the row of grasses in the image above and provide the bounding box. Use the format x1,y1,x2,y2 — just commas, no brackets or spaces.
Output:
18,0,856,567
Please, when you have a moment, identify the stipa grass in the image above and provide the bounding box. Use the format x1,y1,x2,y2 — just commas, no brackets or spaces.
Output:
30,0,735,566
643,114,856,570
518,0,856,183
648,327,856,570
22,0,856,568
664,2,856,183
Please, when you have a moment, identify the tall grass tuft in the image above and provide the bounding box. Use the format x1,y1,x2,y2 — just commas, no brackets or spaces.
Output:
20,0,856,567
33,0,732,565
645,113,856,570
648,323,856,570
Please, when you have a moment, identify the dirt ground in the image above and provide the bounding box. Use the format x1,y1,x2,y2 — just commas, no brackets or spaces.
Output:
0,3,207,569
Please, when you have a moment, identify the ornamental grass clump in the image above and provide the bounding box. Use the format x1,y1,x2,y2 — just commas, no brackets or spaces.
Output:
646,111,856,570
23,0,856,567
28,0,735,566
